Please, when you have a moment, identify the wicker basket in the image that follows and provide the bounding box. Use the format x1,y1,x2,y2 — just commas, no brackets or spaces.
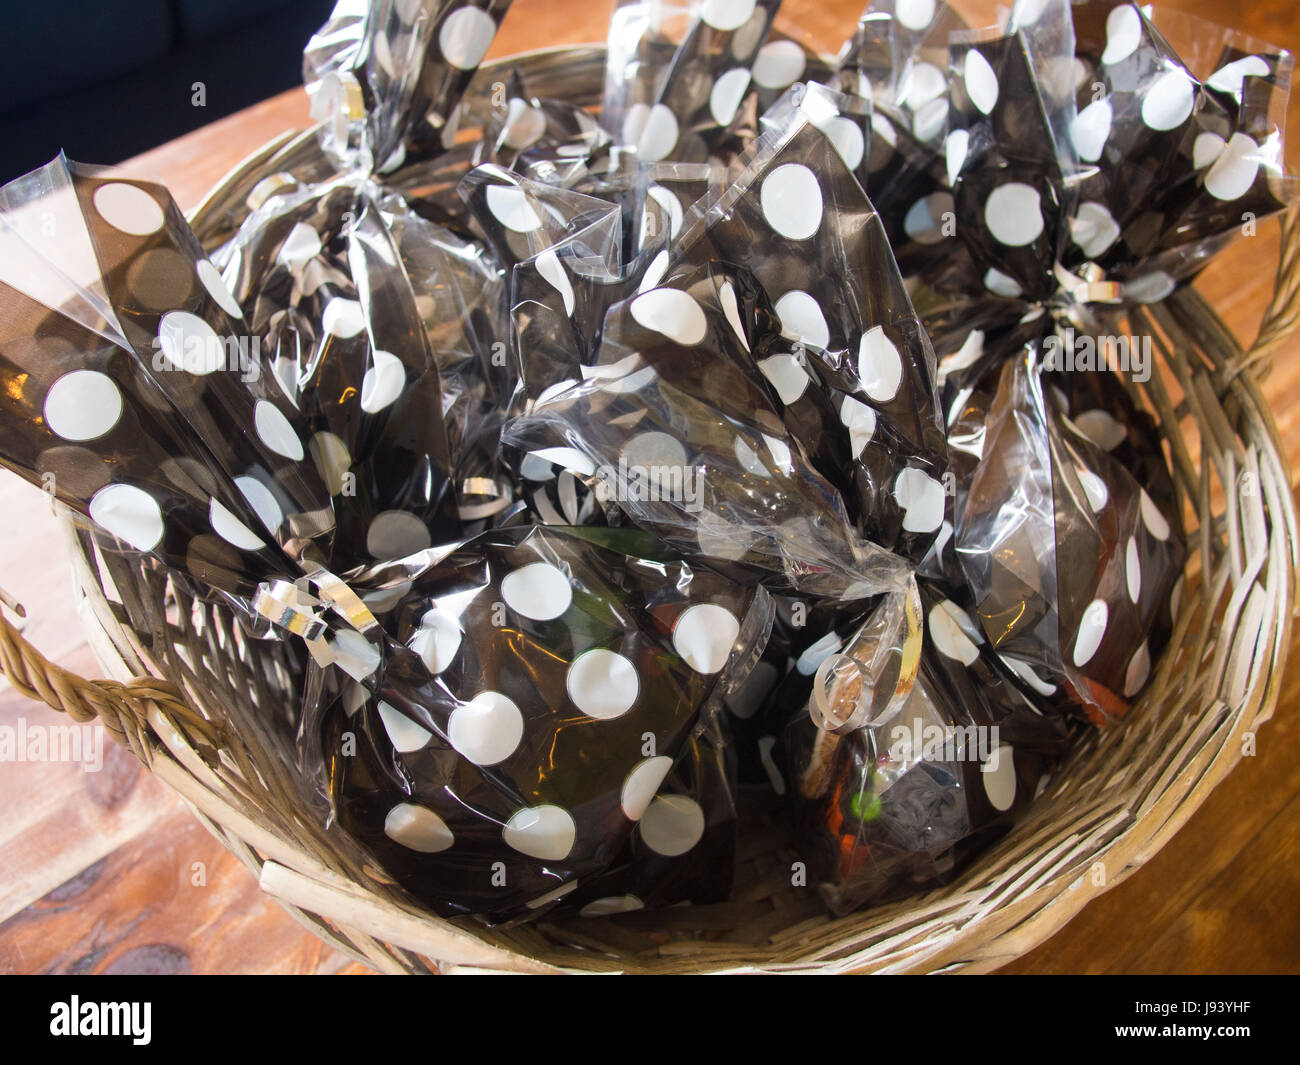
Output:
1,46,1298,974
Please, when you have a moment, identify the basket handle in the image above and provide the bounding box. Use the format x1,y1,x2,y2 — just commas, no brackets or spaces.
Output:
1241,206,1300,379
0,590,191,762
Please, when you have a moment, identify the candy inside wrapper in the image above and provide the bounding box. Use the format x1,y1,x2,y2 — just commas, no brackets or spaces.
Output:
0,0,1289,927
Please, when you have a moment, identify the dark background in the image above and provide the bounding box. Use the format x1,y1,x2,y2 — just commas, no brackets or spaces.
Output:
0,0,334,183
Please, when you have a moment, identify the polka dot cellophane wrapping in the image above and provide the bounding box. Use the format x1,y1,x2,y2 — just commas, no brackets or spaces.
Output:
12,23,1285,970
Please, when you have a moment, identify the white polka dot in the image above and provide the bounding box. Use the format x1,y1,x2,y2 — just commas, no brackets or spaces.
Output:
981,744,1016,811
630,287,708,345
719,280,749,351
1073,598,1108,667
1126,536,1142,603
1074,409,1126,451
904,192,953,245
407,610,461,674
378,700,432,753
840,395,877,457
620,755,673,820
1071,201,1121,259
1102,5,1142,66
157,311,224,375
438,6,496,70
640,795,705,856
894,467,945,533
1141,69,1194,132
277,222,322,268
911,98,949,142
581,895,644,917
635,103,679,161
197,260,243,319
763,433,793,473
985,183,1044,247
1076,467,1108,512
525,881,579,909
938,329,985,386
1206,132,1261,202
89,484,164,552
485,184,542,232
1194,131,1227,170
1124,641,1151,697
1070,98,1112,162
621,102,649,147
857,325,903,402
814,114,865,170
621,429,688,470
945,128,969,185
730,6,766,56
527,446,595,476
929,599,980,666
360,349,405,412
93,182,164,235
209,497,264,550
252,400,303,461
384,803,454,853
752,39,805,89
760,163,823,241
502,97,546,149
449,691,524,766
984,268,1023,298
999,654,1057,696
1125,271,1176,304
673,603,739,674
502,561,571,621
896,0,936,31
701,0,756,30
366,510,431,559
503,805,576,861
536,249,574,316
330,629,380,681
1206,55,1270,96
758,354,809,405
636,249,669,294
322,297,366,338
964,49,999,114
567,648,639,720
697,511,757,560
733,436,770,477
235,476,282,534
43,370,121,441
309,431,352,494
647,185,683,238
1140,489,1171,540
796,631,843,676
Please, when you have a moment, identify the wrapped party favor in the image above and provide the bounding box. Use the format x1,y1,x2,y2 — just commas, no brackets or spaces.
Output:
315,524,770,920
956,346,1185,724
787,581,1074,912
501,80,948,599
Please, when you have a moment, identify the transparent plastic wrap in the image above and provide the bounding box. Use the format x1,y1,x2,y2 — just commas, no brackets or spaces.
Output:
0,159,336,594
310,523,773,922
955,346,1185,725
787,580,1075,914
501,83,947,598
304,0,515,173
848,0,1300,392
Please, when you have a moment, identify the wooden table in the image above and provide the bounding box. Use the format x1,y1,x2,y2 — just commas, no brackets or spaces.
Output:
1,0,1298,974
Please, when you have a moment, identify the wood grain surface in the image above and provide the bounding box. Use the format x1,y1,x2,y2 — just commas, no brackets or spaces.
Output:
1,0,1297,975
